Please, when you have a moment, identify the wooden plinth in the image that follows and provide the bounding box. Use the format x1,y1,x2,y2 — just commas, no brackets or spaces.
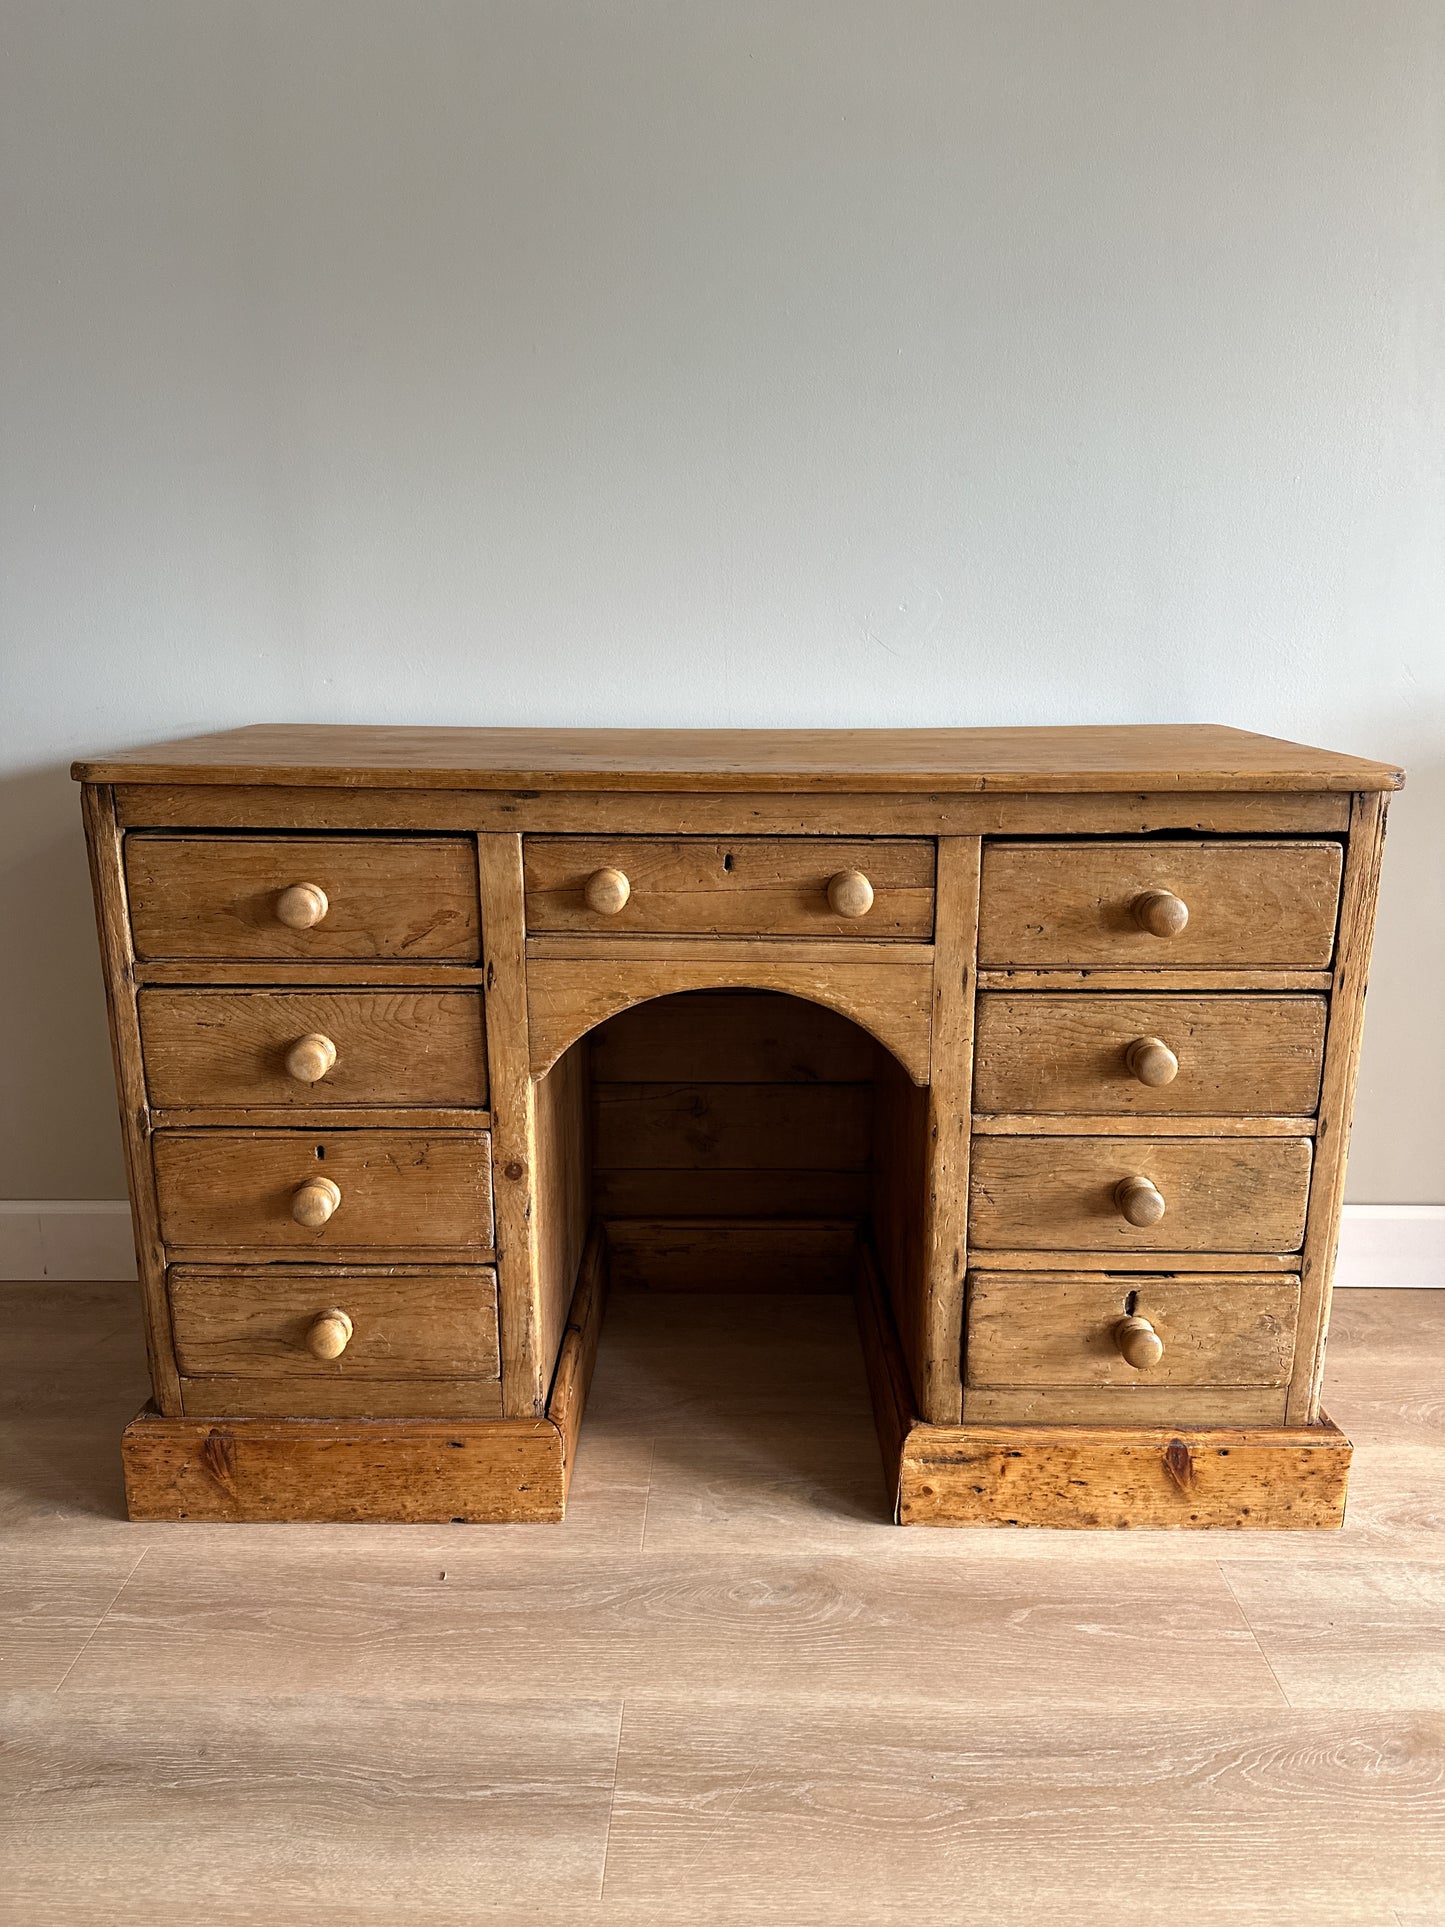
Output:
896,1415,1350,1528
856,1246,1350,1530
122,1228,607,1524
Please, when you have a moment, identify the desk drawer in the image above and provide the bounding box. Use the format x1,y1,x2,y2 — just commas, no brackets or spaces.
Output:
169,1264,500,1380
153,1130,494,1251
978,840,1342,967
126,835,480,961
963,1271,1299,1424
969,1135,1312,1252
973,993,1327,1116
523,837,935,938
139,989,488,1110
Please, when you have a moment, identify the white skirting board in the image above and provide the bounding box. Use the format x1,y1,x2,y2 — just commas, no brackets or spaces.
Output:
0,1199,1442,1286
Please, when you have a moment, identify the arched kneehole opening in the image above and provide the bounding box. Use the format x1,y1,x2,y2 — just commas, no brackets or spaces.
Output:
536,988,928,1510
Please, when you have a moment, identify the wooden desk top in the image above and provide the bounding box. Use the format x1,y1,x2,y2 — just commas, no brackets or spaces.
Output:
72,722,1403,794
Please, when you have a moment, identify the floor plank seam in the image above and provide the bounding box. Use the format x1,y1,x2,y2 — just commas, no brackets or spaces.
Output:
597,1698,628,1902
636,1438,659,1554
49,1544,150,1695
1214,1557,1293,1708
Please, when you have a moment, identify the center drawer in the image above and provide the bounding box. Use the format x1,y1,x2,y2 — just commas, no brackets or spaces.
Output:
969,1134,1313,1252
523,837,935,938
973,993,1327,1115
153,1130,494,1251
139,989,488,1110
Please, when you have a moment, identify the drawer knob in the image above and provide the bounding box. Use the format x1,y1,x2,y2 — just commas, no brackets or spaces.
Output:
291,1175,342,1227
1132,889,1189,938
284,1032,338,1085
275,882,330,930
1124,1036,1179,1087
306,1308,354,1360
827,870,875,919
1116,1313,1165,1370
1114,1174,1166,1226
584,867,631,915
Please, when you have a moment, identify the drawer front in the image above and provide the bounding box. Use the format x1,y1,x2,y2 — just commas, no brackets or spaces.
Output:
169,1264,500,1379
126,835,481,961
965,1273,1299,1388
523,837,935,938
139,989,488,1110
961,1270,1299,1424
968,1135,1312,1251
978,839,1342,967
973,993,1327,1115
153,1130,494,1250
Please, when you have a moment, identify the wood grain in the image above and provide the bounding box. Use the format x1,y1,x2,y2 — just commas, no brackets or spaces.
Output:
969,1134,1313,1253
965,1271,1299,1387
1290,790,1393,1423
476,833,545,1418
973,993,1326,1115
548,1225,609,1499
524,836,935,937
121,1407,568,1522
978,839,1344,967
113,778,1357,835
963,1273,1299,1425
168,1263,501,1380
534,1038,591,1384
588,989,877,1083
138,988,488,1109
606,1219,860,1293
528,959,933,1084
79,786,182,1413
124,835,481,961
593,1080,871,1172
176,1376,506,1419
917,837,981,1425
152,1129,494,1251
592,1167,867,1219
74,721,1404,790
899,1416,1351,1528
972,1114,1317,1137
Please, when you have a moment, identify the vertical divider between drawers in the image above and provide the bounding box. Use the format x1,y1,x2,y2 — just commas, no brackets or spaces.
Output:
476,832,545,1417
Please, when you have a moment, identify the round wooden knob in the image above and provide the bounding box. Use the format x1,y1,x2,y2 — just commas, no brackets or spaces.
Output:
1124,1036,1179,1087
291,1175,341,1228
306,1308,354,1360
275,882,330,930
1114,1174,1167,1227
1132,889,1189,938
1116,1313,1165,1370
583,868,631,915
284,1032,338,1085
826,870,874,919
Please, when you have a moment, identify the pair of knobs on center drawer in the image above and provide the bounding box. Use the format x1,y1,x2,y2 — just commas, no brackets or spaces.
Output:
582,867,876,919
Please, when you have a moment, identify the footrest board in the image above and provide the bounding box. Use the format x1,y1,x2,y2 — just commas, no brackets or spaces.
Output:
897,1414,1351,1529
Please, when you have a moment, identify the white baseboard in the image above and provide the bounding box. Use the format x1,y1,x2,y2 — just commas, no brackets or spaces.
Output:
1,1198,1442,1287
0,1201,137,1282
1332,1204,1445,1290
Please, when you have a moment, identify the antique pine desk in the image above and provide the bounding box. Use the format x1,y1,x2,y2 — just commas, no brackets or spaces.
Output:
73,724,1402,1528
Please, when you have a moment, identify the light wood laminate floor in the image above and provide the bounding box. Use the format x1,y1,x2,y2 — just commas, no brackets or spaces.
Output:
3,1282,1443,1925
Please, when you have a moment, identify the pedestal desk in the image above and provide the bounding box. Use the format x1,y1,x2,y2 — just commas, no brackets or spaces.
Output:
73,724,1402,1527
